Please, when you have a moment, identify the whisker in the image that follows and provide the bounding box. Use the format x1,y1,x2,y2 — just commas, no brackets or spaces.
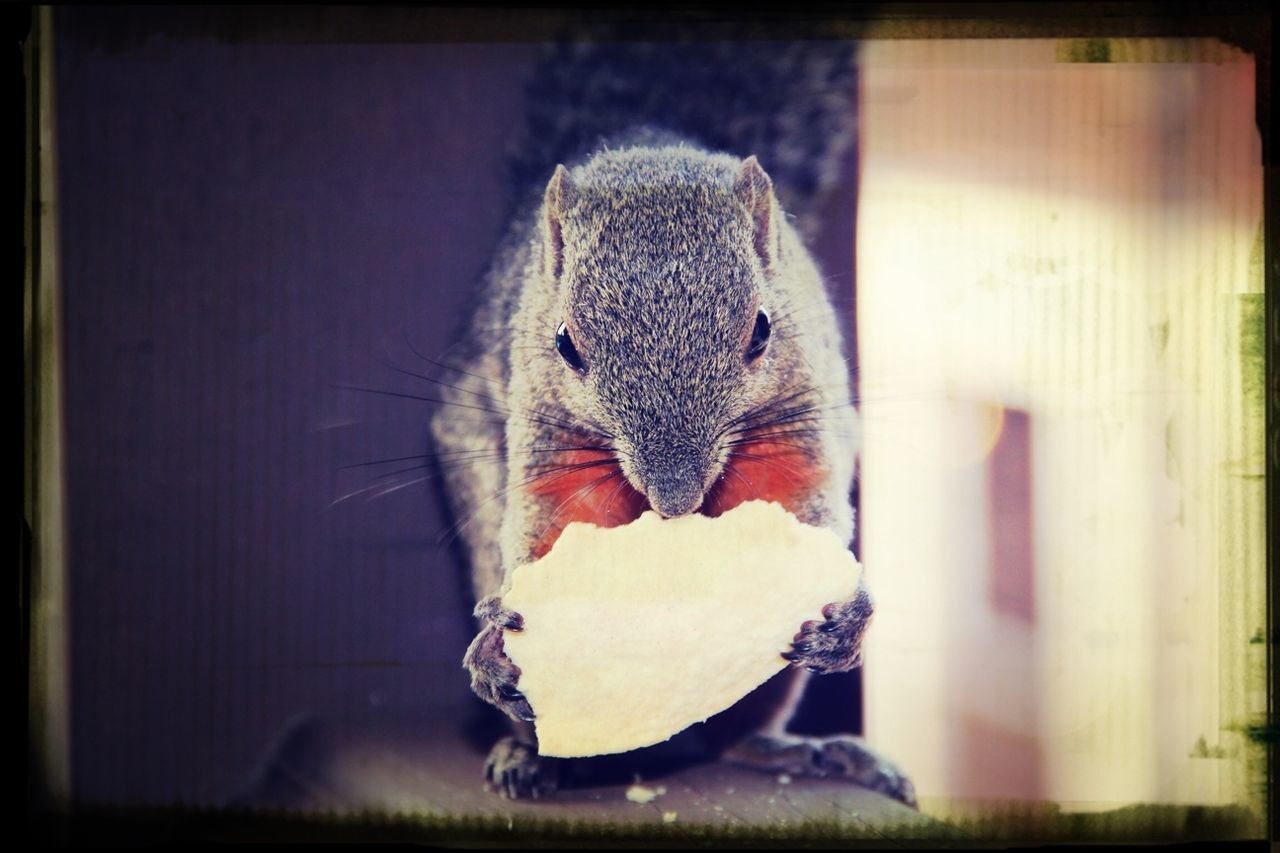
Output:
719,459,759,501
401,327,506,394
726,428,830,446
738,425,937,460
380,346,593,437
704,476,726,516
339,443,618,473
330,382,504,416
401,330,622,438
335,379,614,442
720,382,822,436
337,453,434,470
727,448,810,485
727,400,855,437
337,446,620,513
331,464,433,506
361,475,430,503
602,470,640,521
435,456,621,549
736,403,827,430
534,468,624,546
525,457,619,477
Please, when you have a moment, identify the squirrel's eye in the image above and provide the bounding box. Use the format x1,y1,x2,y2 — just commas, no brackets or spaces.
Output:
556,321,587,374
746,310,771,362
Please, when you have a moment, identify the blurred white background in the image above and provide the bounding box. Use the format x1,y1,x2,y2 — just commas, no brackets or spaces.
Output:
857,38,1266,818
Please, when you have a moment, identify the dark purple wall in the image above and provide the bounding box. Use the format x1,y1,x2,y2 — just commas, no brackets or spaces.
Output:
53,8,860,807
56,8,542,805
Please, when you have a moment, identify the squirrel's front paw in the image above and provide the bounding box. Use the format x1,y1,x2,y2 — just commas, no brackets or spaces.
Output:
464,596,534,722
782,585,873,674
473,594,524,631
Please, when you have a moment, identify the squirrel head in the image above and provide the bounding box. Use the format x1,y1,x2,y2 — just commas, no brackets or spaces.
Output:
536,147,791,518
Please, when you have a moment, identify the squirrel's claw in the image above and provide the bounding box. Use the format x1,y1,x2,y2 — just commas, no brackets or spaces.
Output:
463,623,535,722
498,684,536,722
474,594,524,631
782,588,873,674
483,737,559,800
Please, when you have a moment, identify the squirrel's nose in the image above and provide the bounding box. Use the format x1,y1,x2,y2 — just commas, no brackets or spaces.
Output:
634,443,710,518
647,480,705,518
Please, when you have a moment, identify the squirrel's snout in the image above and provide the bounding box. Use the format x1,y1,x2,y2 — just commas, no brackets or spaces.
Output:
647,481,705,519
630,442,718,519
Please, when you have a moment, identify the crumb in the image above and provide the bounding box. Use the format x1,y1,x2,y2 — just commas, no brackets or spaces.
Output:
626,783,664,804
777,773,792,785
662,811,678,824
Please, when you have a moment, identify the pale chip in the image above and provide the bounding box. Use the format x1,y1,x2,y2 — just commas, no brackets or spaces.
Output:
502,500,860,758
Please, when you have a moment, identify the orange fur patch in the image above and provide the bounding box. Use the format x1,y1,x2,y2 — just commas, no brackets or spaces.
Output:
704,440,824,520
525,439,825,559
526,449,648,559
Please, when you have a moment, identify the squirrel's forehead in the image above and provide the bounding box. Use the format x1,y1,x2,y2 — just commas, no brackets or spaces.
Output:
568,243,757,297
569,203,754,263
570,273,755,342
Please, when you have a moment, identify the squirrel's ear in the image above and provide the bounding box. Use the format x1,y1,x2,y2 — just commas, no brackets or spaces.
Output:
735,156,780,269
543,164,576,280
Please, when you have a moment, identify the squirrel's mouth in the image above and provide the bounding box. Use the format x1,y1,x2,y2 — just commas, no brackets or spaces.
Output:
524,437,824,560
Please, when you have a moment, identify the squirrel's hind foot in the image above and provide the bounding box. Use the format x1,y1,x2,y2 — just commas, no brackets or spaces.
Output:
484,736,561,800
722,732,917,809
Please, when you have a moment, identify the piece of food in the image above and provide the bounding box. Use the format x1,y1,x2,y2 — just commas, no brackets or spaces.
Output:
501,499,861,758
625,783,665,804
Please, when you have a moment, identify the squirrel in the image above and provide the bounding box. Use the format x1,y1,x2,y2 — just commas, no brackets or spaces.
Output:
428,35,915,806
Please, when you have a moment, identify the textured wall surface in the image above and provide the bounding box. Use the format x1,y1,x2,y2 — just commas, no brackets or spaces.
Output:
55,9,539,805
